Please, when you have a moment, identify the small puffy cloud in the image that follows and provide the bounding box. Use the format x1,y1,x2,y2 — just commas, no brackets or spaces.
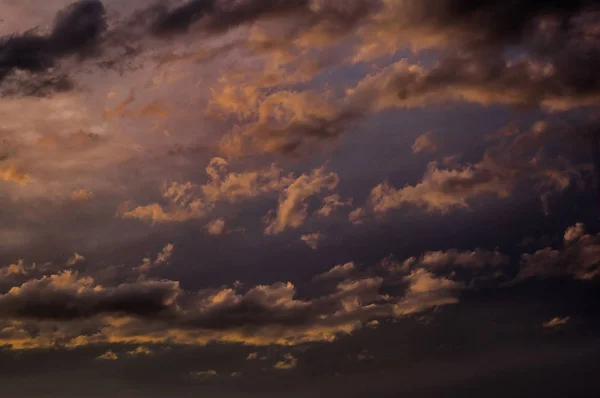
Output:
265,167,339,235
412,131,438,154
301,233,324,250
564,223,585,244
97,350,118,361
230,372,243,377
206,219,226,235
543,316,570,328
246,352,259,360
66,253,85,267
127,346,152,356
274,353,297,370
315,262,356,281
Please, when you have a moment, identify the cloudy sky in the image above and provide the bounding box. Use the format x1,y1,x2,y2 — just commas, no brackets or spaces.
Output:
1,1,600,397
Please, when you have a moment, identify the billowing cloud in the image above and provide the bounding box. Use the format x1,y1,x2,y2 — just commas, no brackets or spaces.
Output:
121,157,292,224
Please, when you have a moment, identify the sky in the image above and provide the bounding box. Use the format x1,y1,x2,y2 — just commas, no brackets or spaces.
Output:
1,1,600,397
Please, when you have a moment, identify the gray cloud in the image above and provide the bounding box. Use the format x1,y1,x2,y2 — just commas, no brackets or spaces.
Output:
0,0,107,95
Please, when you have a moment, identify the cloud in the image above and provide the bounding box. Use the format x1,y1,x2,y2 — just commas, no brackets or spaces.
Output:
517,223,600,281
137,243,174,274
0,254,463,350
301,232,324,250
0,0,107,96
246,352,259,360
127,346,152,356
190,370,217,380
369,160,515,214
317,194,353,217
0,164,29,184
564,222,585,244
265,166,339,234
364,119,587,215
0,270,180,320
97,350,118,361
403,249,508,271
71,188,94,201
206,218,226,235
412,131,438,154
543,316,570,328
273,353,297,370
66,253,85,267
393,269,462,316
121,157,292,224
314,262,356,281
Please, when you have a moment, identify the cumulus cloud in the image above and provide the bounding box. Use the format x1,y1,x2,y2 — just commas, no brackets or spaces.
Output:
517,223,600,281
206,218,226,235
301,232,324,250
265,166,339,234
363,120,587,215
121,157,292,224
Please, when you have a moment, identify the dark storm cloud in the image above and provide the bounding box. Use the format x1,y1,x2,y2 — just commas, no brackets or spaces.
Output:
0,272,179,320
0,0,107,95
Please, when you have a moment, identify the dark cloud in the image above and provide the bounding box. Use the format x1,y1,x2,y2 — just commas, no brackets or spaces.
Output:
0,271,179,320
0,0,107,96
